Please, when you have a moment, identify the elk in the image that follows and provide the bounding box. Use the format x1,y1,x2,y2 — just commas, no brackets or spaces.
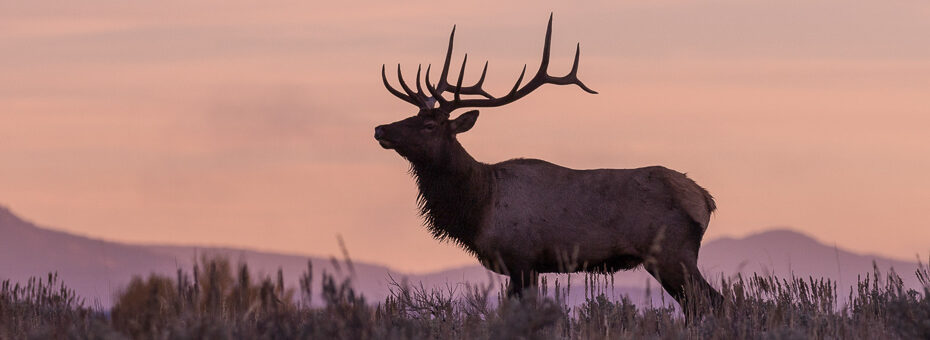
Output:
374,15,722,312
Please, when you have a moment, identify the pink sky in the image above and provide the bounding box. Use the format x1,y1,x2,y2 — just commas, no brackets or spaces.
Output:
2,0,929,273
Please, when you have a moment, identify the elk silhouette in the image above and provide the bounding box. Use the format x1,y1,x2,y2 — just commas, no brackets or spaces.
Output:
374,15,722,312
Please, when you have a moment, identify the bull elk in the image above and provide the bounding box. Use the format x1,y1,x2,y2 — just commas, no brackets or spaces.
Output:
374,15,722,312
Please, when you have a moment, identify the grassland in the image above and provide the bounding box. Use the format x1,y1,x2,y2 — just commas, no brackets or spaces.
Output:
2,256,928,339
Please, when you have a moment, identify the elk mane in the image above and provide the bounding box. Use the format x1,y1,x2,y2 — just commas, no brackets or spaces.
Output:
409,161,492,256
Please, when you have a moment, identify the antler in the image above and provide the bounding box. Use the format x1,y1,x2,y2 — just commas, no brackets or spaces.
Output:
382,14,597,114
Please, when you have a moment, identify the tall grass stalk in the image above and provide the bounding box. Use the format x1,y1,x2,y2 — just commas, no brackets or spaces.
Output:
2,256,928,339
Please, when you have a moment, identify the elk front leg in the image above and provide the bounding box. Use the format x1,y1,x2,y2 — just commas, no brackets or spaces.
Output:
506,269,539,298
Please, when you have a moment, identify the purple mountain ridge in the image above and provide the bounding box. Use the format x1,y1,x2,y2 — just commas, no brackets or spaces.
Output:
0,205,923,307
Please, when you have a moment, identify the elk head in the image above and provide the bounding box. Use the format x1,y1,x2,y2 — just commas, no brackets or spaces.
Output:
374,15,597,166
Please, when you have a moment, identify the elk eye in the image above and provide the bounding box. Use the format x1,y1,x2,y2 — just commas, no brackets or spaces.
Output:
423,122,437,131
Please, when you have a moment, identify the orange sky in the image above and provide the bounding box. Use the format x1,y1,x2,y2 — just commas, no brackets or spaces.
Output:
2,0,929,273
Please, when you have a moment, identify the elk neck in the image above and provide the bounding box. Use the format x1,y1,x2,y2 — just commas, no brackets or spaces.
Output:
409,140,493,254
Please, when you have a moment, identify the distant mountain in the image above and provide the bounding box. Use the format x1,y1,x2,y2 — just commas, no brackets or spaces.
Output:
0,205,486,307
699,229,922,289
0,205,183,307
0,205,922,308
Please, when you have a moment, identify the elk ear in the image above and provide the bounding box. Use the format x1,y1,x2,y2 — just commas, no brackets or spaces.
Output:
450,110,479,134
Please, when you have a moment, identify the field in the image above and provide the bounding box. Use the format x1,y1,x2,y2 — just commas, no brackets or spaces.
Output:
2,256,928,339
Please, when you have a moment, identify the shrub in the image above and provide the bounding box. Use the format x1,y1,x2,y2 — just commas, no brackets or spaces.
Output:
3,256,929,339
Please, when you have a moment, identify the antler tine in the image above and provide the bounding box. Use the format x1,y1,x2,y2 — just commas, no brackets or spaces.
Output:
382,64,421,106
437,25,456,93
515,13,560,96
534,13,554,81
424,64,448,105
570,44,580,75
396,64,427,107
475,61,491,97
530,42,598,93
477,61,488,87
454,61,494,99
570,43,598,94
454,54,467,103
509,65,527,96
434,26,496,100
415,64,428,103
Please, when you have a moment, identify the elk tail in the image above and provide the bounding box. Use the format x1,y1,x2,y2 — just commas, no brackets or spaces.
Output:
662,171,715,232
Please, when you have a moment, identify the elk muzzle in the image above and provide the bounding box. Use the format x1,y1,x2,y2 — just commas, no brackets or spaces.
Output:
374,125,394,149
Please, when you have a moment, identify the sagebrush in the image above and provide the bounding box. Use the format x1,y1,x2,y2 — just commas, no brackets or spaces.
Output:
2,255,928,339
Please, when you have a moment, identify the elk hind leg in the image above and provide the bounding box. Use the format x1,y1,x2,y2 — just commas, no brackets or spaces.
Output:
645,258,722,317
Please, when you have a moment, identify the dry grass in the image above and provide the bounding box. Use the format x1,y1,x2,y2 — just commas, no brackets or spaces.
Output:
2,255,929,339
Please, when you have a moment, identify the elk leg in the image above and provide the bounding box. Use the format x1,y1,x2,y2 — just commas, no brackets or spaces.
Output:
645,258,722,317
506,269,538,298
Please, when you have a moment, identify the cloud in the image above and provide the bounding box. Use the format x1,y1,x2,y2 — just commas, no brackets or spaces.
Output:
204,85,323,144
